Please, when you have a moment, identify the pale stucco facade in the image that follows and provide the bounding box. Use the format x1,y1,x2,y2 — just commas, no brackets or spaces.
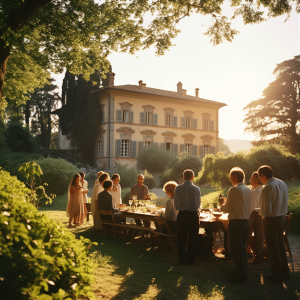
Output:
91,74,226,170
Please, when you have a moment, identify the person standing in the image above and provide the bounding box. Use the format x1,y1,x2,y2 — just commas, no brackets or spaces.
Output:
258,165,290,284
91,172,109,230
174,169,200,265
221,167,252,284
79,172,89,219
66,173,85,228
111,174,122,207
247,172,264,264
130,174,151,227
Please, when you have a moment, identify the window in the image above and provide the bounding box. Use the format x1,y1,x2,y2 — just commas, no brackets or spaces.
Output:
204,119,210,130
185,117,192,128
166,115,172,126
166,142,172,151
204,145,210,156
144,141,152,148
121,140,129,157
123,110,130,123
185,144,192,155
146,112,153,125
98,140,103,157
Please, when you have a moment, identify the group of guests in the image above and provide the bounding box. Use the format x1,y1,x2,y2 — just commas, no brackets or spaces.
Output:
174,166,289,285
67,164,290,285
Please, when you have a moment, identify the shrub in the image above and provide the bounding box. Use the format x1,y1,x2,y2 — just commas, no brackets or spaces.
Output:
143,170,156,189
160,154,202,186
0,170,95,299
0,148,42,176
137,145,177,174
115,163,138,188
195,145,300,187
4,121,36,152
34,158,80,196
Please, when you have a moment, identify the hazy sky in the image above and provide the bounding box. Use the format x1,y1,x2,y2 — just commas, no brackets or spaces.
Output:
54,8,300,141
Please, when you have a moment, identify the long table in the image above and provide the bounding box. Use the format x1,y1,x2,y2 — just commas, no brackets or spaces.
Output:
119,207,229,258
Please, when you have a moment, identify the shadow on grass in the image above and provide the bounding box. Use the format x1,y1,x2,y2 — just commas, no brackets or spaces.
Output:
75,227,300,300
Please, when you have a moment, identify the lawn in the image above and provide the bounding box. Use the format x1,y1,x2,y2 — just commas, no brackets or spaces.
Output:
39,185,300,300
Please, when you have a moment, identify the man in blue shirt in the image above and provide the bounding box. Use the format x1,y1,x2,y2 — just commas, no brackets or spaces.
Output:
174,169,201,265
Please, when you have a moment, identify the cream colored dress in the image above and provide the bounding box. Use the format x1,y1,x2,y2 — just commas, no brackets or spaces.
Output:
91,183,103,230
66,185,85,225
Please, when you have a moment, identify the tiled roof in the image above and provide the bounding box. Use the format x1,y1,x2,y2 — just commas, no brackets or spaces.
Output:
96,84,226,107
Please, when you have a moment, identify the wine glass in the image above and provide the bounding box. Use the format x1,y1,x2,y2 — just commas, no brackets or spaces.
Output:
209,203,214,214
129,200,133,209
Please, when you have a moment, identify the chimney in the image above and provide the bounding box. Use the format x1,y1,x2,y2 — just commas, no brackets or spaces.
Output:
138,80,146,89
177,82,182,95
182,89,187,96
195,88,199,98
108,72,115,87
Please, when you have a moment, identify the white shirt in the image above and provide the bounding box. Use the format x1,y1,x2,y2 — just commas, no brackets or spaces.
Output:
82,180,88,203
221,182,252,219
250,185,263,212
163,197,179,221
260,177,288,217
110,184,122,207
91,183,103,216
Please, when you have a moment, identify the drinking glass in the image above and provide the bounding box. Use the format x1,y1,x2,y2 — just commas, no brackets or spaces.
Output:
129,200,133,209
209,203,214,214
132,195,137,201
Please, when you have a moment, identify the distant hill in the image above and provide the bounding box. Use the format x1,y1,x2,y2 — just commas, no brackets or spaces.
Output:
224,139,253,154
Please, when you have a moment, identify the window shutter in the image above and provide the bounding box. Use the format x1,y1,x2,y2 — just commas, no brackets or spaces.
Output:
173,116,177,127
210,146,215,154
140,112,145,124
116,110,122,122
193,118,197,129
99,111,105,123
180,144,184,153
138,141,143,152
210,120,214,131
161,143,166,150
172,143,178,155
200,145,204,159
130,111,134,123
153,113,158,125
130,141,137,157
181,117,185,128
115,139,121,157
193,145,198,156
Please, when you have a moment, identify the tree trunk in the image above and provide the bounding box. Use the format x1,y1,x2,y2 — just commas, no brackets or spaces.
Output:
0,38,11,106
46,102,52,148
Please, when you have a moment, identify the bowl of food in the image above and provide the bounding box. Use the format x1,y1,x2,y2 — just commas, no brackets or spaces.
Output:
212,212,223,219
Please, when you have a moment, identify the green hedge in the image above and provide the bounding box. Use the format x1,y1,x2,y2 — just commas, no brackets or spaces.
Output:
196,145,300,187
0,170,94,299
35,158,80,196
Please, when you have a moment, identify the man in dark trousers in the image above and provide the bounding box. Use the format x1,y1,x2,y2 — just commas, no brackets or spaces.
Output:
221,167,252,284
174,169,201,265
258,165,290,284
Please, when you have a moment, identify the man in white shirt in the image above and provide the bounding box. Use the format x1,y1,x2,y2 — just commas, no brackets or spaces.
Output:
221,167,252,284
258,165,290,284
247,172,264,264
111,174,122,207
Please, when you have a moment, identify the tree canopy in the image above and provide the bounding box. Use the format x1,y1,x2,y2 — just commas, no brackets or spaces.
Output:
243,55,300,154
1,0,299,110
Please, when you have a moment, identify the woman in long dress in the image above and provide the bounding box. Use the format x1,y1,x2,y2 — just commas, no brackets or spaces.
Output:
91,172,109,230
79,172,88,219
66,173,85,227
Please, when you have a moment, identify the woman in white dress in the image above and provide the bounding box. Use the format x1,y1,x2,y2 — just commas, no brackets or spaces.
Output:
110,174,122,207
79,172,88,219
94,171,104,186
66,174,85,227
91,172,109,230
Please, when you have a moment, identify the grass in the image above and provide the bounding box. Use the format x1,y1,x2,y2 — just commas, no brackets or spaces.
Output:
40,183,300,300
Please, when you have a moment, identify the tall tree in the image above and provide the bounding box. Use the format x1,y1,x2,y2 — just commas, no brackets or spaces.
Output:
244,56,300,154
1,0,299,108
59,70,102,164
218,138,232,156
28,79,60,148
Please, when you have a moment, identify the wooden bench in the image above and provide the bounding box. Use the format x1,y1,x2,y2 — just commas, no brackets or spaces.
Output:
153,217,177,253
98,210,156,248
